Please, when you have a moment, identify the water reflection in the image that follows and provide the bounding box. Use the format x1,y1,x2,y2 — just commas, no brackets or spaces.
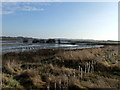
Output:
1,42,104,54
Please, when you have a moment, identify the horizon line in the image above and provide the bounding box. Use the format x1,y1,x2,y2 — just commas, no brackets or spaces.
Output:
1,35,119,41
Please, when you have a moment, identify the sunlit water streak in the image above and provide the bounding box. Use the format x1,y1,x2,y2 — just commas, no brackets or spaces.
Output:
1,42,104,54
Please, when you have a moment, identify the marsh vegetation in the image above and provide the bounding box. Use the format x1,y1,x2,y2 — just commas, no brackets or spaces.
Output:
2,45,120,89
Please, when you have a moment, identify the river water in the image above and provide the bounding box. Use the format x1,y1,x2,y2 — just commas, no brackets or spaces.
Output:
1,41,104,54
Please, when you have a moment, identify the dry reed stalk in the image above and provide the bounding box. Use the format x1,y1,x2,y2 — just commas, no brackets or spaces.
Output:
80,67,83,79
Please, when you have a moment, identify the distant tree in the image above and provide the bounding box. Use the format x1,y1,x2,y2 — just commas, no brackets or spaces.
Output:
32,39,39,43
58,39,61,44
46,39,56,43
23,39,28,43
71,42,76,45
39,39,45,43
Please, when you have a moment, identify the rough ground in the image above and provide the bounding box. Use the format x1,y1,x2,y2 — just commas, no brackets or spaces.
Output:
2,45,120,90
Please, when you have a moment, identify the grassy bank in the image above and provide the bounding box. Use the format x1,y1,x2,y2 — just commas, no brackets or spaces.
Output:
2,45,120,89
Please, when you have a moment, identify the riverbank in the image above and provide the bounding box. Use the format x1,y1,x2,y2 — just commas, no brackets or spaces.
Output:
2,45,120,89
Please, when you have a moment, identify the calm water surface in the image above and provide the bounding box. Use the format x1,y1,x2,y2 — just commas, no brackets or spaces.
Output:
1,41,104,54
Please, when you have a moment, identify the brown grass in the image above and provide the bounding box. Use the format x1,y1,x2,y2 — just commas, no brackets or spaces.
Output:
56,47,103,61
2,45,120,89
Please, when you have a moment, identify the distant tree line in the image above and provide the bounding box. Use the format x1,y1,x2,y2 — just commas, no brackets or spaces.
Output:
23,39,61,44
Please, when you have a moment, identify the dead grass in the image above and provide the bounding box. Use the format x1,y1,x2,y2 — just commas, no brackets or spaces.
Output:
2,45,120,89
14,69,46,89
56,48,103,61
2,59,22,75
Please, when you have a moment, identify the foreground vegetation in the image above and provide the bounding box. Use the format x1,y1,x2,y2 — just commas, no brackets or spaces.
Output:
2,45,120,89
